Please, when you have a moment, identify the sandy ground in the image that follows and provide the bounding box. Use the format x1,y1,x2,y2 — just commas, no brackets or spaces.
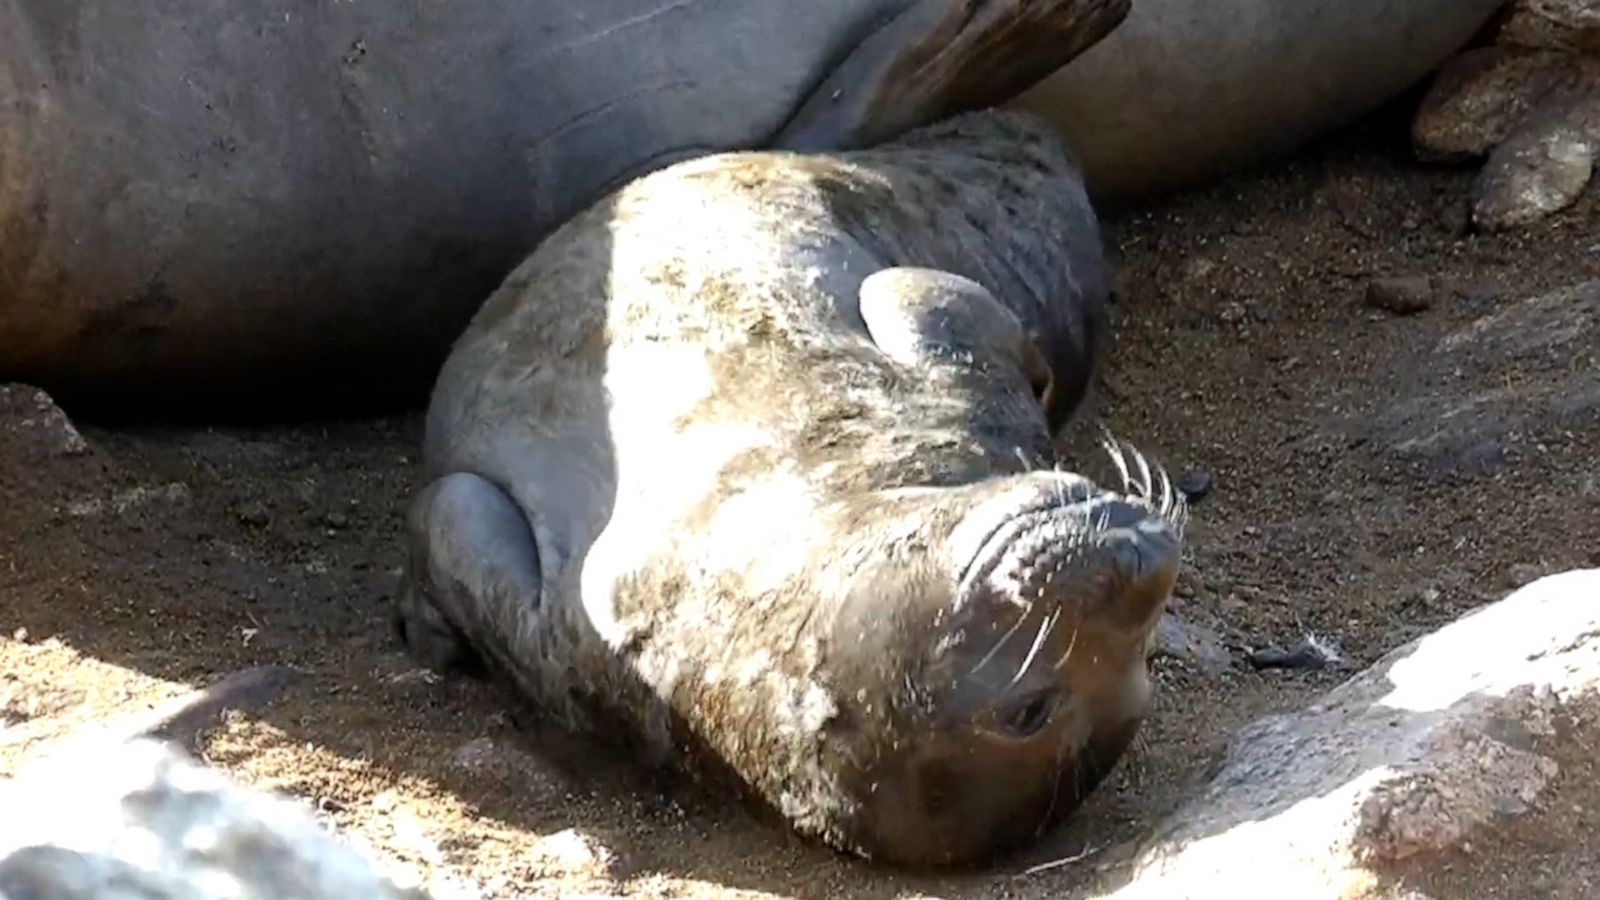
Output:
3,101,1598,899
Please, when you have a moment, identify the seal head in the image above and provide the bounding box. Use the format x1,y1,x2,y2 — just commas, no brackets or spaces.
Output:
815,472,1179,864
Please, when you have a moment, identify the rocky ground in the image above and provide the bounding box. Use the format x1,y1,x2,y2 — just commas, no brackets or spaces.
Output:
2,100,1599,899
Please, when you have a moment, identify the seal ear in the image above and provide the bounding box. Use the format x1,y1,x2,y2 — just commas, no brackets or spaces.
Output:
1019,328,1055,409
860,268,1066,425
859,266,1036,371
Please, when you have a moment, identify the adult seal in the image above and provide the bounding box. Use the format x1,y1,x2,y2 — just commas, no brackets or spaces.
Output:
0,0,1126,416
1010,0,1507,202
394,109,1187,868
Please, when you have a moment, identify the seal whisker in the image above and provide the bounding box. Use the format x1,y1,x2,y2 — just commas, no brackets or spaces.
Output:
1150,458,1170,517
1013,445,1052,474
1128,443,1155,502
1098,429,1193,539
1094,422,1132,480
1160,463,1178,520
1094,501,1113,534
970,610,1031,680
1156,459,1177,520
1009,607,1060,688
1097,426,1136,497
1053,613,1082,671
1052,460,1070,509
1163,469,1192,536
1036,727,1071,838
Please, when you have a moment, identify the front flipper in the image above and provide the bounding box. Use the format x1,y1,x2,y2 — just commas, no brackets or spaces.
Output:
395,472,543,679
859,266,1054,403
773,0,1130,152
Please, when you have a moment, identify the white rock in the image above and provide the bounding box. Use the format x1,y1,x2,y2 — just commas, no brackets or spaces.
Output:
539,827,614,870
0,739,430,899
1104,568,1600,899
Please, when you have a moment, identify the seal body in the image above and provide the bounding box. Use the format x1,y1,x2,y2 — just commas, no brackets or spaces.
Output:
396,109,1185,867
0,0,1127,415
1011,0,1506,202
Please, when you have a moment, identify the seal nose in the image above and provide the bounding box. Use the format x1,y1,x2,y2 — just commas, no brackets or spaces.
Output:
1090,499,1181,628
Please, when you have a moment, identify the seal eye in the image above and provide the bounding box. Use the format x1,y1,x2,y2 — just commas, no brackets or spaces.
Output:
995,689,1058,739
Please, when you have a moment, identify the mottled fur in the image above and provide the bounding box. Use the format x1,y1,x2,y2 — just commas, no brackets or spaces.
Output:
397,109,1181,867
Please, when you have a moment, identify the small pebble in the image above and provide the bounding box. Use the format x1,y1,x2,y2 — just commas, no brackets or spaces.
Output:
1507,562,1550,589
1176,469,1215,502
1364,275,1437,315
236,500,270,528
1403,586,1444,612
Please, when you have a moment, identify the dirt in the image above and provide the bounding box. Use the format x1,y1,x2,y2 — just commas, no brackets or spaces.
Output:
3,100,1599,899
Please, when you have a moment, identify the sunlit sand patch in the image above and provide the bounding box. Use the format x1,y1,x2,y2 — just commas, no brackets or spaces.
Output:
0,635,191,769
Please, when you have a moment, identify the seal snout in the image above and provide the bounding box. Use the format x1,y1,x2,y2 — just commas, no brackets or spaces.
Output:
955,476,1180,621
1083,494,1182,582
1087,496,1183,629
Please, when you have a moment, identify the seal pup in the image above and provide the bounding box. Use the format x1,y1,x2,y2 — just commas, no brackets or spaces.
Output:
395,109,1186,868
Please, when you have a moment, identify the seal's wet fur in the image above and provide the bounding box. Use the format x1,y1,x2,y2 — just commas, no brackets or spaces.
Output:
397,110,1185,867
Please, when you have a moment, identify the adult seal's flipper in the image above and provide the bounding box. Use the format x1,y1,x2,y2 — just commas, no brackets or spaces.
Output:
774,0,1131,152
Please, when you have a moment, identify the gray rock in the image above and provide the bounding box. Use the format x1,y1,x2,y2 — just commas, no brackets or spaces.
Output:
1507,561,1559,588
1104,568,1600,899
1473,83,1599,230
0,384,89,459
1499,0,1600,54
0,740,431,900
1414,0,1600,229
1350,280,1600,479
1151,613,1235,676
